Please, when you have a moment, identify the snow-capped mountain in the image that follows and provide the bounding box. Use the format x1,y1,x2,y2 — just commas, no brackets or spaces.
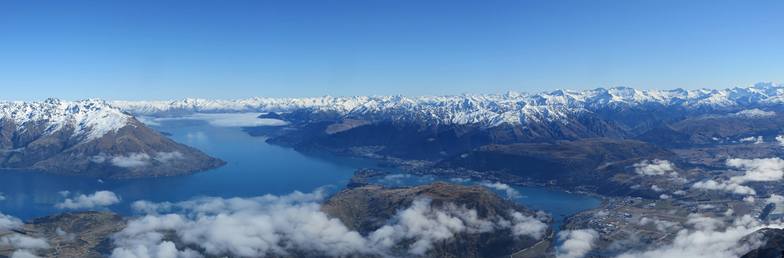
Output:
0,99,223,178
0,98,132,143
113,82,784,127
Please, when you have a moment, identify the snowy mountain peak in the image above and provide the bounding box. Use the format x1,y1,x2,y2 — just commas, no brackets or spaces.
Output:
113,83,783,127
0,99,133,142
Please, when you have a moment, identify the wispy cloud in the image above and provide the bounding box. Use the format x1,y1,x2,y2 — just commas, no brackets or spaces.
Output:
480,181,521,199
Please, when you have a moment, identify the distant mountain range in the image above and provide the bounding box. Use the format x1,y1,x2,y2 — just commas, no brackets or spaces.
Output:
0,99,223,178
114,82,783,126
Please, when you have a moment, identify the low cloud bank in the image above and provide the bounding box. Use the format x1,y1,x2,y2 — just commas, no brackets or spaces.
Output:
692,157,784,196
142,113,288,127
112,190,547,258
692,180,756,195
727,158,784,183
615,214,780,258
55,190,120,209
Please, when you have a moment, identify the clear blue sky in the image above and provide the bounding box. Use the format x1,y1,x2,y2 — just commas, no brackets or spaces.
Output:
1,0,782,100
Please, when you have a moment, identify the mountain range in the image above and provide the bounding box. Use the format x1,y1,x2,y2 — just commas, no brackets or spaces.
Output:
114,82,783,127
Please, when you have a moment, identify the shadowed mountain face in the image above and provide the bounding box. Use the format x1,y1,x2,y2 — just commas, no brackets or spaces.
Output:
741,228,784,258
266,112,627,161
0,100,224,179
321,182,551,258
436,138,676,194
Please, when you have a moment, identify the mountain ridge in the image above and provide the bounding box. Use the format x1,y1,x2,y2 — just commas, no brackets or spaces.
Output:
112,82,784,128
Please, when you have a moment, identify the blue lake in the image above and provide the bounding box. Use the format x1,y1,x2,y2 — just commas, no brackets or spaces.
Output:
0,117,600,229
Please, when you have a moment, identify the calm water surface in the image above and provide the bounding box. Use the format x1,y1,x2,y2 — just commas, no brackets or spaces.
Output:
0,117,600,228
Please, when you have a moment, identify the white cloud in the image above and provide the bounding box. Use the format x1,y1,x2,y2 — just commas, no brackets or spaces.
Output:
10,250,43,258
733,109,776,118
92,151,185,168
634,160,676,176
639,217,680,232
615,214,779,258
113,191,547,258
0,234,50,251
556,229,598,258
55,190,120,209
739,136,764,144
776,135,784,147
190,113,288,127
0,212,22,231
508,211,549,238
135,116,161,126
691,180,756,195
673,190,687,195
691,158,784,195
767,194,784,213
110,153,150,168
449,178,471,183
148,113,288,127
0,212,49,258
368,198,546,255
727,158,784,183
480,182,521,199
